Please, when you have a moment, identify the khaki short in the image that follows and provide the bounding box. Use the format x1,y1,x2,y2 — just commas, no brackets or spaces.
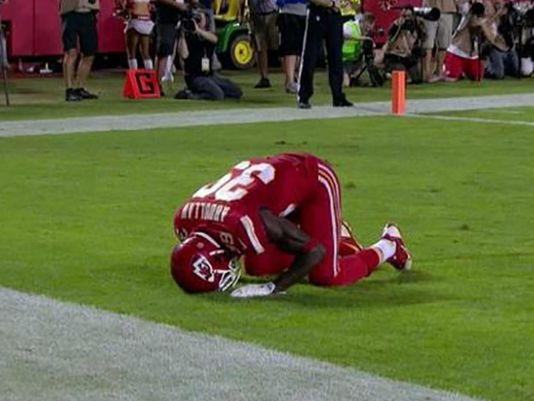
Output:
250,12,279,52
422,13,454,50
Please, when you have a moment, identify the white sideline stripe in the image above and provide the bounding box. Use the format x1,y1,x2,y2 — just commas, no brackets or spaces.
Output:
408,113,534,127
0,286,487,401
1,93,534,137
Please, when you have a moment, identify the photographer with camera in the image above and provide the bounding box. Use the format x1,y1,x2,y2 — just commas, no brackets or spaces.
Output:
59,0,100,102
383,6,425,84
492,1,534,77
443,1,508,82
175,5,242,100
341,12,382,87
484,0,519,79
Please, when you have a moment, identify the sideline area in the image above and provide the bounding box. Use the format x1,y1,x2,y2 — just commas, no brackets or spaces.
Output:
1,286,485,401
1,93,534,137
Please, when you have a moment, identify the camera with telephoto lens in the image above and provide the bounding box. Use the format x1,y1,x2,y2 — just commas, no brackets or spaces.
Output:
181,17,196,32
499,2,534,56
401,17,417,32
413,7,441,21
180,7,204,33
361,38,385,87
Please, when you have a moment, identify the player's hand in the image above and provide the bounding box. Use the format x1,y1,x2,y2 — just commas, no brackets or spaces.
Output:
230,282,277,298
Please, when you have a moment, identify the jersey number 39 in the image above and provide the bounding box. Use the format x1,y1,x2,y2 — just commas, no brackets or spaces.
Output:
192,161,275,202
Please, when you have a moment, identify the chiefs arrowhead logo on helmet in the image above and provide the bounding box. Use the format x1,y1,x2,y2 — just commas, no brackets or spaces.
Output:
170,232,241,293
192,255,216,283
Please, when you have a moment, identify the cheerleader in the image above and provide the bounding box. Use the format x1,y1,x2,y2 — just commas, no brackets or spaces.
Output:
116,0,155,70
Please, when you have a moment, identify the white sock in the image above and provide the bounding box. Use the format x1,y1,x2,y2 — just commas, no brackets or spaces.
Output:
128,59,138,69
161,56,174,82
370,239,396,264
143,59,153,70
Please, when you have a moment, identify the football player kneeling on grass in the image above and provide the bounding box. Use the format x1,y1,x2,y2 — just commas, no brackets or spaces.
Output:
170,153,412,298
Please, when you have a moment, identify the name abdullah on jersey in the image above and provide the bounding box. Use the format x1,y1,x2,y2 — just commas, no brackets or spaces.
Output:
174,153,320,256
179,202,230,224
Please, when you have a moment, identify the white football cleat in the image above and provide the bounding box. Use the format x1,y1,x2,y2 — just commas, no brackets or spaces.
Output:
381,223,412,271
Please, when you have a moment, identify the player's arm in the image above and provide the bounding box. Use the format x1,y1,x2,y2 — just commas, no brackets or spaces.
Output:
259,209,325,293
194,18,218,44
230,209,325,298
478,18,508,51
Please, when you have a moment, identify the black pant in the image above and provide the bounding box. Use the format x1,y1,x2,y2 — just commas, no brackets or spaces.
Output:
384,53,422,84
298,7,344,104
186,75,242,101
156,23,178,58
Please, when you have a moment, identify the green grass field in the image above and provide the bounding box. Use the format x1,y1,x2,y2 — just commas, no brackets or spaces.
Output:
1,106,533,401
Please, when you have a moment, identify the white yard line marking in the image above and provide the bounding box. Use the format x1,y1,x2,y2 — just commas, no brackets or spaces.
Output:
1,94,534,137
0,286,485,401
477,109,523,114
409,114,534,127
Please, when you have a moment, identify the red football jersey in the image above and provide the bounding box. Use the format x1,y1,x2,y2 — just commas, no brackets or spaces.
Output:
174,153,320,256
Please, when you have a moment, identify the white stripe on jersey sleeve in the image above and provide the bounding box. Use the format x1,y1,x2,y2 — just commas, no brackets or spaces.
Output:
239,215,265,254
318,176,339,277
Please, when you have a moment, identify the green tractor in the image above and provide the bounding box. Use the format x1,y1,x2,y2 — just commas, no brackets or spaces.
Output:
213,0,256,69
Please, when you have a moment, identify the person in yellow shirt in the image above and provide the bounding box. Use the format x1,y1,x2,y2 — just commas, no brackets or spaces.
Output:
342,12,375,86
339,0,360,22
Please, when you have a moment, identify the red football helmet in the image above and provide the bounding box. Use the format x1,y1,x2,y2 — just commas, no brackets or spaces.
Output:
170,231,241,293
